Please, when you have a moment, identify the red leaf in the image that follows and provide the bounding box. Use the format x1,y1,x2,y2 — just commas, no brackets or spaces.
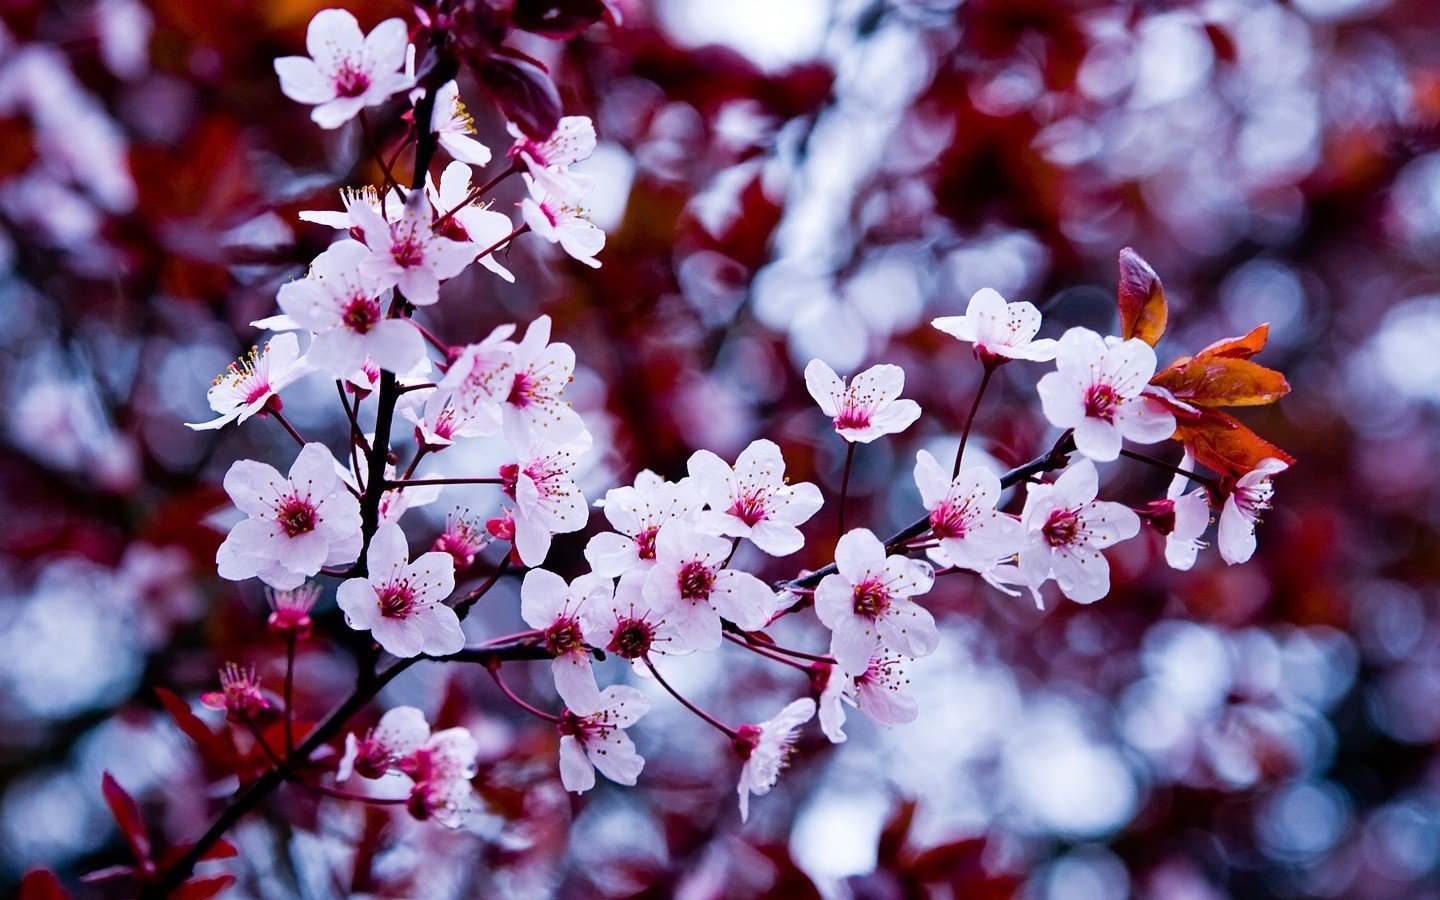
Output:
156,687,238,771
175,874,237,900
474,52,561,140
511,0,619,38
1195,323,1270,360
1151,356,1290,407
18,868,70,900
1117,247,1168,346
1172,408,1295,481
101,773,151,863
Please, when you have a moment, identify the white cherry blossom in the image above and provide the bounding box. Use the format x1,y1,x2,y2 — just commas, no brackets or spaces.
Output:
586,572,687,660
1155,454,1211,570
274,9,412,129
1018,459,1140,604
1037,327,1176,462
400,727,480,826
913,450,1022,575
353,189,473,306
338,705,429,781
817,655,917,743
1218,458,1287,565
520,568,611,714
557,684,650,793
427,161,515,282
642,521,775,652
504,430,592,566
585,470,703,577
430,81,491,166
519,172,604,268
735,698,814,822
803,360,921,443
336,523,462,658
931,287,1058,363
277,240,425,376
688,440,823,557
496,315,586,447
814,528,937,675
188,332,310,431
217,442,362,589
507,116,596,191
298,184,396,231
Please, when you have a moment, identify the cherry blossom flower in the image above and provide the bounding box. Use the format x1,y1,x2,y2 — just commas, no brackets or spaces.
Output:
913,449,1022,575
814,528,937,675
507,116,596,191
430,81,491,166
585,470,703,577
427,161,515,282
586,572,686,660
642,521,776,651
496,315,587,447
276,240,425,376
504,431,592,567
1148,455,1211,570
1037,327,1176,462
353,189,473,306
519,172,605,268
817,655,917,743
431,511,489,571
399,727,480,826
434,322,518,429
200,662,270,723
931,287,1058,363
266,583,319,639
803,360,922,443
520,569,612,713
1218,458,1287,565
298,184,396,232
336,523,462,658
557,684,650,793
187,332,309,430
337,705,429,781
217,443,362,589
274,9,412,129
1018,459,1140,604
688,440,823,557
402,388,501,449
734,698,815,822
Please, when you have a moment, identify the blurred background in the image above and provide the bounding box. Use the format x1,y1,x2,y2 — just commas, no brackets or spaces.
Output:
3,0,1440,896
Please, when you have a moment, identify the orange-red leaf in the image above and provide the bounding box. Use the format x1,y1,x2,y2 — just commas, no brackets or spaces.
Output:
1172,408,1294,480
156,687,238,771
101,773,151,864
1117,247,1168,346
1195,323,1270,360
1151,356,1290,407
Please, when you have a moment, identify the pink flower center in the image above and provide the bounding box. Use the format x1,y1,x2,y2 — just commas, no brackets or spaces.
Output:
728,491,768,527
333,63,371,99
678,560,715,602
1042,508,1081,548
243,380,273,406
833,400,871,431
499,463,520,499
929,501,968,540
851,578,890,618
608,618,655,659
635,526,659,560
732,725,762,760
377,582,417,619
507,371,535,408
1083,382,1121,422
391,236,426,269
342,294,381,334
275,495,318,537
544,615,585,655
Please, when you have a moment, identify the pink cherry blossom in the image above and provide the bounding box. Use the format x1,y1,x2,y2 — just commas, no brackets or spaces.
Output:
398,727,480,826
1018,459,1140,604
200,662,270,723
507,116,596,190
585,470,703,577
353,189,474,306
520,568,612,714
217,443,362,589
734,697,814,822
497,315,587,447
273,9,412,129
187,332,310,431
402,388,500,449
803,359,922,443
688,439,823,557
913,449,1023,575
337,705,429,781
931,287,1058,363
557,684,650,793
817,655,917,743
298,184,396,232
431,511,489,571
430,82,491,166
1218,458,1287,565
1037,327,1176,462
503,431,592,567
434,322,518,425
519,172,605,268
585,572,686,660
1150,454,1212,570
276,240,425,376
266,583,319,639
427,161,515,282
642,521,776,652
814,528,937,675
336,523,462,658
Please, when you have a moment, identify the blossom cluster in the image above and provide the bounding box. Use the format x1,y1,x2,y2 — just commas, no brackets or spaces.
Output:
140,6,1293,887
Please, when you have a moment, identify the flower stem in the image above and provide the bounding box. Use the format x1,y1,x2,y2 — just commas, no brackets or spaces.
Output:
269,408,306,447
487,666,561,723
388,476,504,488
359,109,403,197
837,441,857,539
283,635,296,756
644,658,737,738
722,631,812,673
953,362,996,478
1118,447,1218,492
298,781,408,806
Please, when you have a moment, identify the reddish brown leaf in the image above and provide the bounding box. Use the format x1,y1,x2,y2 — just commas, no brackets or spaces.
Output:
101,773,151,863
1173,408,1295,481
1195,323,1270,360
18,868,70,900
474,52,561,140
1151,356,1290,407
1117,247,1168,346
156,686,238,771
